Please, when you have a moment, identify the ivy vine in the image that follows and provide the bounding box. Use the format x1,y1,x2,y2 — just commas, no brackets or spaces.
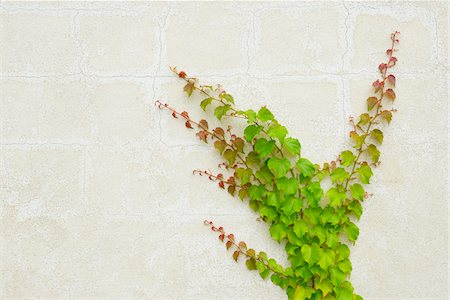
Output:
157,31,400,299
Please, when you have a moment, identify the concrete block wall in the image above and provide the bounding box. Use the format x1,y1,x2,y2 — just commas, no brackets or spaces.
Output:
0,2,448,299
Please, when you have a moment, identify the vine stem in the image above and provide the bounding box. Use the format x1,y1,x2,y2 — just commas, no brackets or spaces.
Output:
155,100,263,185
343,31,399,190
172,70,304,205
204,220,288,279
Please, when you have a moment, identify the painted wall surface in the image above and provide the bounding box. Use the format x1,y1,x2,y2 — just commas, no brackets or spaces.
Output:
0,1,448,299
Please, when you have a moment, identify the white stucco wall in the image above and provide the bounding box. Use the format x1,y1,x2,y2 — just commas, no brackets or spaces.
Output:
0,1,448,299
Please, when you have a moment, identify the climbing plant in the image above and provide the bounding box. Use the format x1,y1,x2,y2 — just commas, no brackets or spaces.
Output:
156,32,400,299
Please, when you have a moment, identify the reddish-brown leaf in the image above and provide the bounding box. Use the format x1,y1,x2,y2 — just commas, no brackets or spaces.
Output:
196,130,208,143
178,71,186,78
227,185,236,196
185,121,193,129
183,82,194,97
226,240,232,250
384,89,396,100
238,241,247,250
213,127,225,138
219,234,225,241
387,74,396,87
171,112,177,118
232,137,245,153
180,111,189,119
198,119,209,130
388,56,397,67
232,250,240,262
218,181,225,189
378,63,387,73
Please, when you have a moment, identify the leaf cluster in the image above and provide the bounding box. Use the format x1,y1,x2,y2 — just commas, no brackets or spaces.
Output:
160,32,400,300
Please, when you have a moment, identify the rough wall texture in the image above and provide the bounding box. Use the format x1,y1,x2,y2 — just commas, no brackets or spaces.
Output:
0,1,448,299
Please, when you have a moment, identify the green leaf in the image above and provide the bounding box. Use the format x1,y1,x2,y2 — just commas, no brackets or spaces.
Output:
301,243,321,265
350,131,365,149
255,166,274,183
348,200,363,220
337,259,352,274
244,125,263,142
367,144,380,163
259,205,278,222
270,223,288,243
310,226,327,244
245,258,257,270
350,183,365,201
223,149,237,165
267,123,288,142
293,220,309,238
276,177,299,196
357,163,373,184
296,158,315,178
293,286,314,300
235,168,253,185
256,261,270,279
344,221,359,242
266,191,281,209
283,137,301,156
316,279,333,297
330,267,346,286
248,185,265,200
254,138,276,158
304,207,322,225
358,113,371,125
326,187,346,207
268,157,291,179
340,150,355,167
214,105,231,120
219,92,234,104
237,109,257,123
380,110,392,124
200,97,214,111
318,249,335,271
281,195,302,216
367,96,378,111
370,129,384,144
214,140,227,155
336,244,350,261
257,107,275,122
330,167,350,184
246,151,260,167
304,181,323,208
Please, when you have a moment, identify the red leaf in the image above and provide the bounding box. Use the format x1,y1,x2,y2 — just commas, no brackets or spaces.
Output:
219,234,225,241
185,121,193,129
178,71,186,78
386,49,392,56
217,173,223,179
372,80,384,93
218,181,225,189
378,63,387,73
388,57,397,67
171,112,177,118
